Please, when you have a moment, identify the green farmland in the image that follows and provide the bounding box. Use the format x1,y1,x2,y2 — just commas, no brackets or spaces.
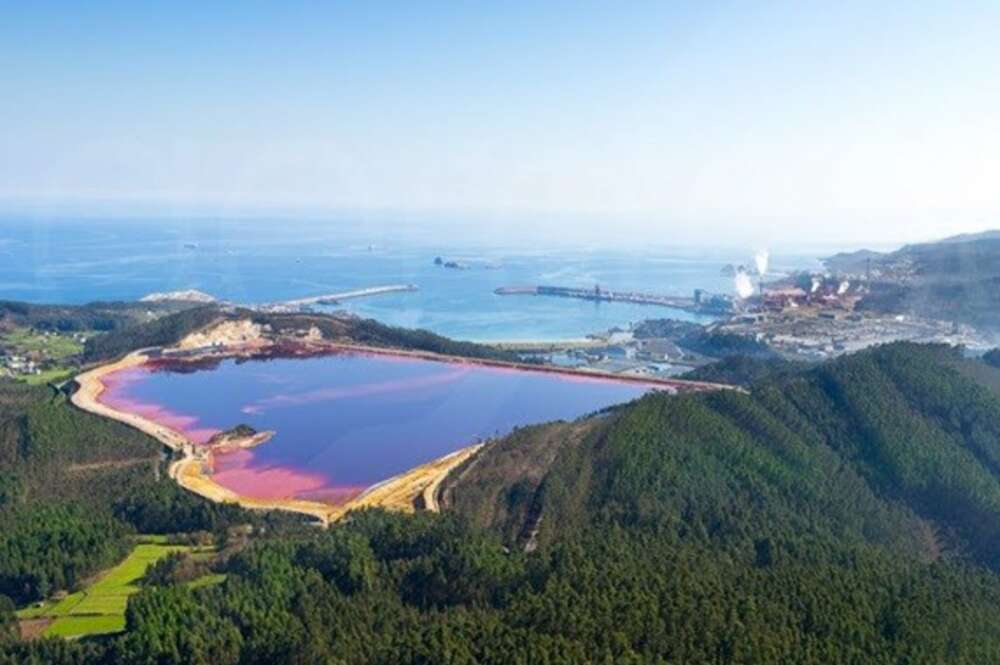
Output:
22,367,75,385
0,327,85,383
17,540,211,639
0,328,84,359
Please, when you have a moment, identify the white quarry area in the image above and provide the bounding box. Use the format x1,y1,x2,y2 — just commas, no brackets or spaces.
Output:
140,289,217,303
177,319,268,349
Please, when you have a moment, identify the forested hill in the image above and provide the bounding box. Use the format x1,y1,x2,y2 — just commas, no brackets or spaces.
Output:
0,380,271,607
447,343,1000,566
435,342,1000,660
0,300,193,334
81,305,518,363
5,343,1000,664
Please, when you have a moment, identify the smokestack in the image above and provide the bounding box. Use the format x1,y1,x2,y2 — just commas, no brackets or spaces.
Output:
754,250,769,297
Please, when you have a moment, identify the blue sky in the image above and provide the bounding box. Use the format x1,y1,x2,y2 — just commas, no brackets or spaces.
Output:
1,1,998,246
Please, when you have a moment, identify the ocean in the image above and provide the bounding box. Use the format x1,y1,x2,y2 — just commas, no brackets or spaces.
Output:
0,217,822,341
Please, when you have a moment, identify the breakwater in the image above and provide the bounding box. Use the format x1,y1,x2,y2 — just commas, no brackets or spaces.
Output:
495,284,700,311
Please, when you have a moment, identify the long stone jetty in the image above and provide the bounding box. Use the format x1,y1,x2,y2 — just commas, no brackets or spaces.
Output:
263,284,418,310
495,284,698,311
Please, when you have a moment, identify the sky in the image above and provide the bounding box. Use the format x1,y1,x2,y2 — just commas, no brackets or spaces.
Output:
1,1,999,247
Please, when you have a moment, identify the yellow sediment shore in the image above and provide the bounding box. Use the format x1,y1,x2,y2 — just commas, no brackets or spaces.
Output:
71,350,479,526
171,455,338,524
170,443,481,525
72,351,189,452
349,444,483,515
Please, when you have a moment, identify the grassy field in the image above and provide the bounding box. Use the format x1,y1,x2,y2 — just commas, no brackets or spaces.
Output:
0,328,84,359
185,573,227,590
1,327,85,384
23,367,75,385
16,539,213,639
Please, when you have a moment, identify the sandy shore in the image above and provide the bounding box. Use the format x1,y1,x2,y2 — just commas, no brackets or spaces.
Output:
71,349,479,526
328,444,482,518
72,351,190,452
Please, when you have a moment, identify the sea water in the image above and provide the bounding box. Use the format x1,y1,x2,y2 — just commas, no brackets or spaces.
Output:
0,217,821,341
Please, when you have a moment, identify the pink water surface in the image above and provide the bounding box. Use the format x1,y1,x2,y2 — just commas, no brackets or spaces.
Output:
97,352,657,505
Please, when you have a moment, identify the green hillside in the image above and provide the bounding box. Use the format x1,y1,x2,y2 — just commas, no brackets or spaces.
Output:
3,343,1000,663
17,540,206,640
0,380,288,610
481,343,1000,567
80,305,518,363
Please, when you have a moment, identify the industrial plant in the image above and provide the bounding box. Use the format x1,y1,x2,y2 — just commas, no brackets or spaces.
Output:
497,248,993,379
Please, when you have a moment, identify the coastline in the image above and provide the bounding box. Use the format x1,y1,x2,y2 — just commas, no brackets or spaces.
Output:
70,349,480,525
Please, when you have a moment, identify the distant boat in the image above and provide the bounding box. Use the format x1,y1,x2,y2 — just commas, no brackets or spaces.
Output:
183,242,198,250
434,256,470,269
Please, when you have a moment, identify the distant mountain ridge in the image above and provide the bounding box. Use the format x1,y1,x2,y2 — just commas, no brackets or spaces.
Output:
920,229,1000,245
825,229,1000,267
823,230,1000,330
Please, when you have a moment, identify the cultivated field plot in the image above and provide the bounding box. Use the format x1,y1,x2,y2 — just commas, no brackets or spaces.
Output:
0,328,84,359
17,540,203,639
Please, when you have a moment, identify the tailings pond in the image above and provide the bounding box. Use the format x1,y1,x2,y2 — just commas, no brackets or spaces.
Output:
98,351,657,504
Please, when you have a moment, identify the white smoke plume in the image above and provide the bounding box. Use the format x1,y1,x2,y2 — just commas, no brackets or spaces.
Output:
810,277,821,294
837,280,850,295
734,271,755,299
754,250,770,277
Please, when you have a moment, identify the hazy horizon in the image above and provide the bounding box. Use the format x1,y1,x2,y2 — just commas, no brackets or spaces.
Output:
3,2,998,247
0,209,932,254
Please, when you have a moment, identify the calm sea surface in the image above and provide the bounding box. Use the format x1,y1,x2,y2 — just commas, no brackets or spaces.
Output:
0,217,821,341
99,352,657,503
